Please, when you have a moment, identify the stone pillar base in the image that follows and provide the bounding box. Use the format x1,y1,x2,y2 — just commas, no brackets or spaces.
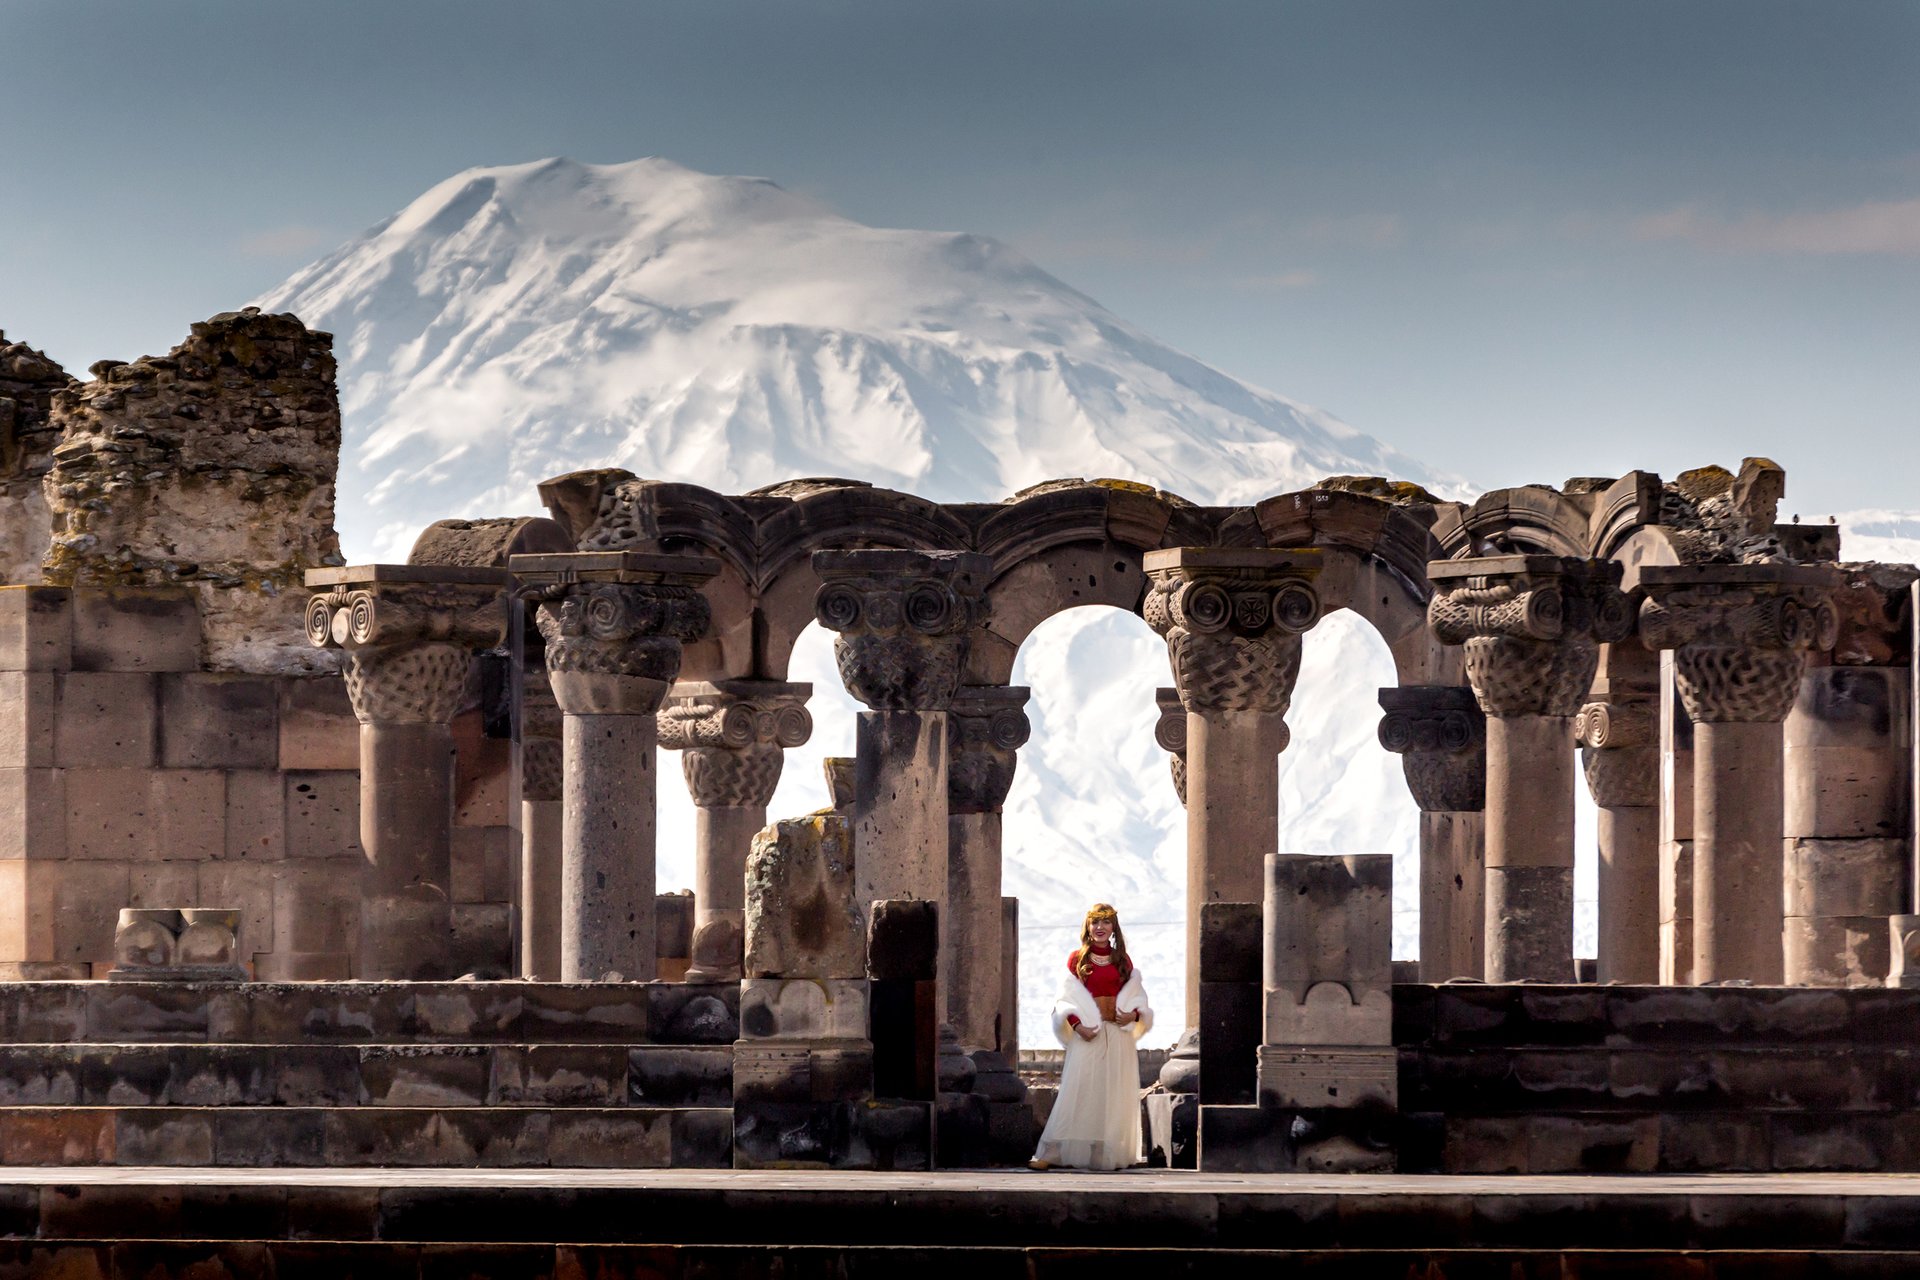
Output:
1199,1102,1396,1173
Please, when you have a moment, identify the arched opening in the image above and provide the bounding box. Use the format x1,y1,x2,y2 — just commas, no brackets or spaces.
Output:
765,619,859,821
1003,604,1182,1046
1281,611,1419,962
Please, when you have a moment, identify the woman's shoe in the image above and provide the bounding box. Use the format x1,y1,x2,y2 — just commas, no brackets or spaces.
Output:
1027,1158,1052,1171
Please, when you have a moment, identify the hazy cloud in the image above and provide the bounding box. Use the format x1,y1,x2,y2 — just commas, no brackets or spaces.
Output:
237,225,335,257
1234,268,1320,291
1631,197,1920,256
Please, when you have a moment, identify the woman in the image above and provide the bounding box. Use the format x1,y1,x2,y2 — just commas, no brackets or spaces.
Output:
1029,903,1153,1171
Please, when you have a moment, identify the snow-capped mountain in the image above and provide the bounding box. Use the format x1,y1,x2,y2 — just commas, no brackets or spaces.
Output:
256,157,1467,1042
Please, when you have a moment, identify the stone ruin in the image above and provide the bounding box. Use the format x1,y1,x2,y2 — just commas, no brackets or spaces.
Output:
0,307,1915,1175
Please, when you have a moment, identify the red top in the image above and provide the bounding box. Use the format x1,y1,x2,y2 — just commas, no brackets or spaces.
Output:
1065,945,1134,1027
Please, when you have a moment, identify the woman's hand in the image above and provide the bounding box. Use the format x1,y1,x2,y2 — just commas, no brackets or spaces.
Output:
1074,1021,1099,1042
1112,1008,1137,1026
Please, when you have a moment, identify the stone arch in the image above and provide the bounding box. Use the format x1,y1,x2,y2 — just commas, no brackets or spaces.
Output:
1436,485,1593,559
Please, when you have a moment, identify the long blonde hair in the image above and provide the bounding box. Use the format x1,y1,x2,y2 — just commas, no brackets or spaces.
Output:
1075,902,1132,984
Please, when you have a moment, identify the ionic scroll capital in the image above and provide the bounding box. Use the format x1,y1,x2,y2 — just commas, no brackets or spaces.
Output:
1377,685,1485,812
1143,547,1324,717
811,550,991,711
302,565,510,725
510,551,719,717
948,685,1032,814
1154,686,1189,806
658,680,814,809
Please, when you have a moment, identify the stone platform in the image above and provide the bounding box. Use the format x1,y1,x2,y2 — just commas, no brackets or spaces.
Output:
4,1167,1920,1275
0,981,739,1168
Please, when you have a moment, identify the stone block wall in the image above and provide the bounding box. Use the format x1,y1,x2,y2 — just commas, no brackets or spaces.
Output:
0,585,365,978
1397,983,1920,1173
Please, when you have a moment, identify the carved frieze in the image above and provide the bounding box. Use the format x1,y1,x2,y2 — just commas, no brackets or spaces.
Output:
948,685,1032,814
303,565,509,725
1142,547,1324,717
1427,556,1633,719
1638,564,1840,724
811,549,991,710
658,681,814,809
1377,685,1485,813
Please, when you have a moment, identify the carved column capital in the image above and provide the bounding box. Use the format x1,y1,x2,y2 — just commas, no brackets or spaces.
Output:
811,550,991,711
1142,547,1324,717
1377,685,1486,812
1637,564,1840,723
1574,686,1658,808
1427,556,1633,718
658,680,814,809
1154,686,1189,806
947,685,1031,814
510,552,719,716
302,566,510,725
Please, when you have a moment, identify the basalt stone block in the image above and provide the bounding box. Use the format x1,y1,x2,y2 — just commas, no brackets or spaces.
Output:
158,674,280,769
409,983,522,1040
867,899,938,981
548,1110,672,1168
1786,746,1912,839
360,1046,492,1107
283,771,361,861
655,891,695,961
449,903,512,977
0,983,87,1041
0,1108,114,1164
68,588,200,673
211,1109,327,1167
277,676,358,772
323,1108,552,1169
1199,1102,1396,1173
54,675,153,767
738,978,869,1041
1525,1113,1659,1173
732,1099,856,1169
627,1046,732,1107
1198,981,1260,1105
490,1044,627,1106
1198,902,1261,983
272,1045,361,1106
113,1111,215,1166
0,1045,81,1104
1656,1112,1771,1172
935,1091,988,1168
858,1098,933,1172
669,1107,733,1168
733,1040,873,1106
1145,1090,1198,1169
85,983,214,1041
649,982,739,1044
0,586,71,672
519,985,650,1043
964,1049,1025,1102
985,1098,1040,1165
1256,1045,1397,1110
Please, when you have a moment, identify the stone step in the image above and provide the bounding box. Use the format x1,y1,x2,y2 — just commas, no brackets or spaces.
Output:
0,980,737,1045
0,1043,731,1109
0,1105,732,1167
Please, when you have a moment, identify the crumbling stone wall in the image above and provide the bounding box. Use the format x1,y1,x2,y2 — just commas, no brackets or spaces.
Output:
0,333,75,585
41,308,344,673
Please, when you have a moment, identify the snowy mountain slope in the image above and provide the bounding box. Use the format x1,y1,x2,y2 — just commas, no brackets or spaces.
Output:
256,157,1467,1043
254,157,1453,560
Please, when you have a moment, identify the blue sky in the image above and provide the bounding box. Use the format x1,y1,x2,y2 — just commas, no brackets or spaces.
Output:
5,0,1917,515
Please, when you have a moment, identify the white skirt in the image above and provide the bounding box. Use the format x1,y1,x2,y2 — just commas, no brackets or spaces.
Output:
1033,1022,1141,1170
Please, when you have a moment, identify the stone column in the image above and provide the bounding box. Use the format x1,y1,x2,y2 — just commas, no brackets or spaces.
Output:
510,551,717,982
1377,686,1487,982
1144,547,1325,1020
517,657,564,980
1575,678,1660,983
812,551,989,923
657,679,813,981
945,684,1030,1050
1428,556,1632,983
303,565,508,980
1658,653,1698,985
1640,564,1839,985
1155,687,1188,806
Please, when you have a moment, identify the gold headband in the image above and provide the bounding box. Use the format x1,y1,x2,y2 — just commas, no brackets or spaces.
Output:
1086,905,1118,921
